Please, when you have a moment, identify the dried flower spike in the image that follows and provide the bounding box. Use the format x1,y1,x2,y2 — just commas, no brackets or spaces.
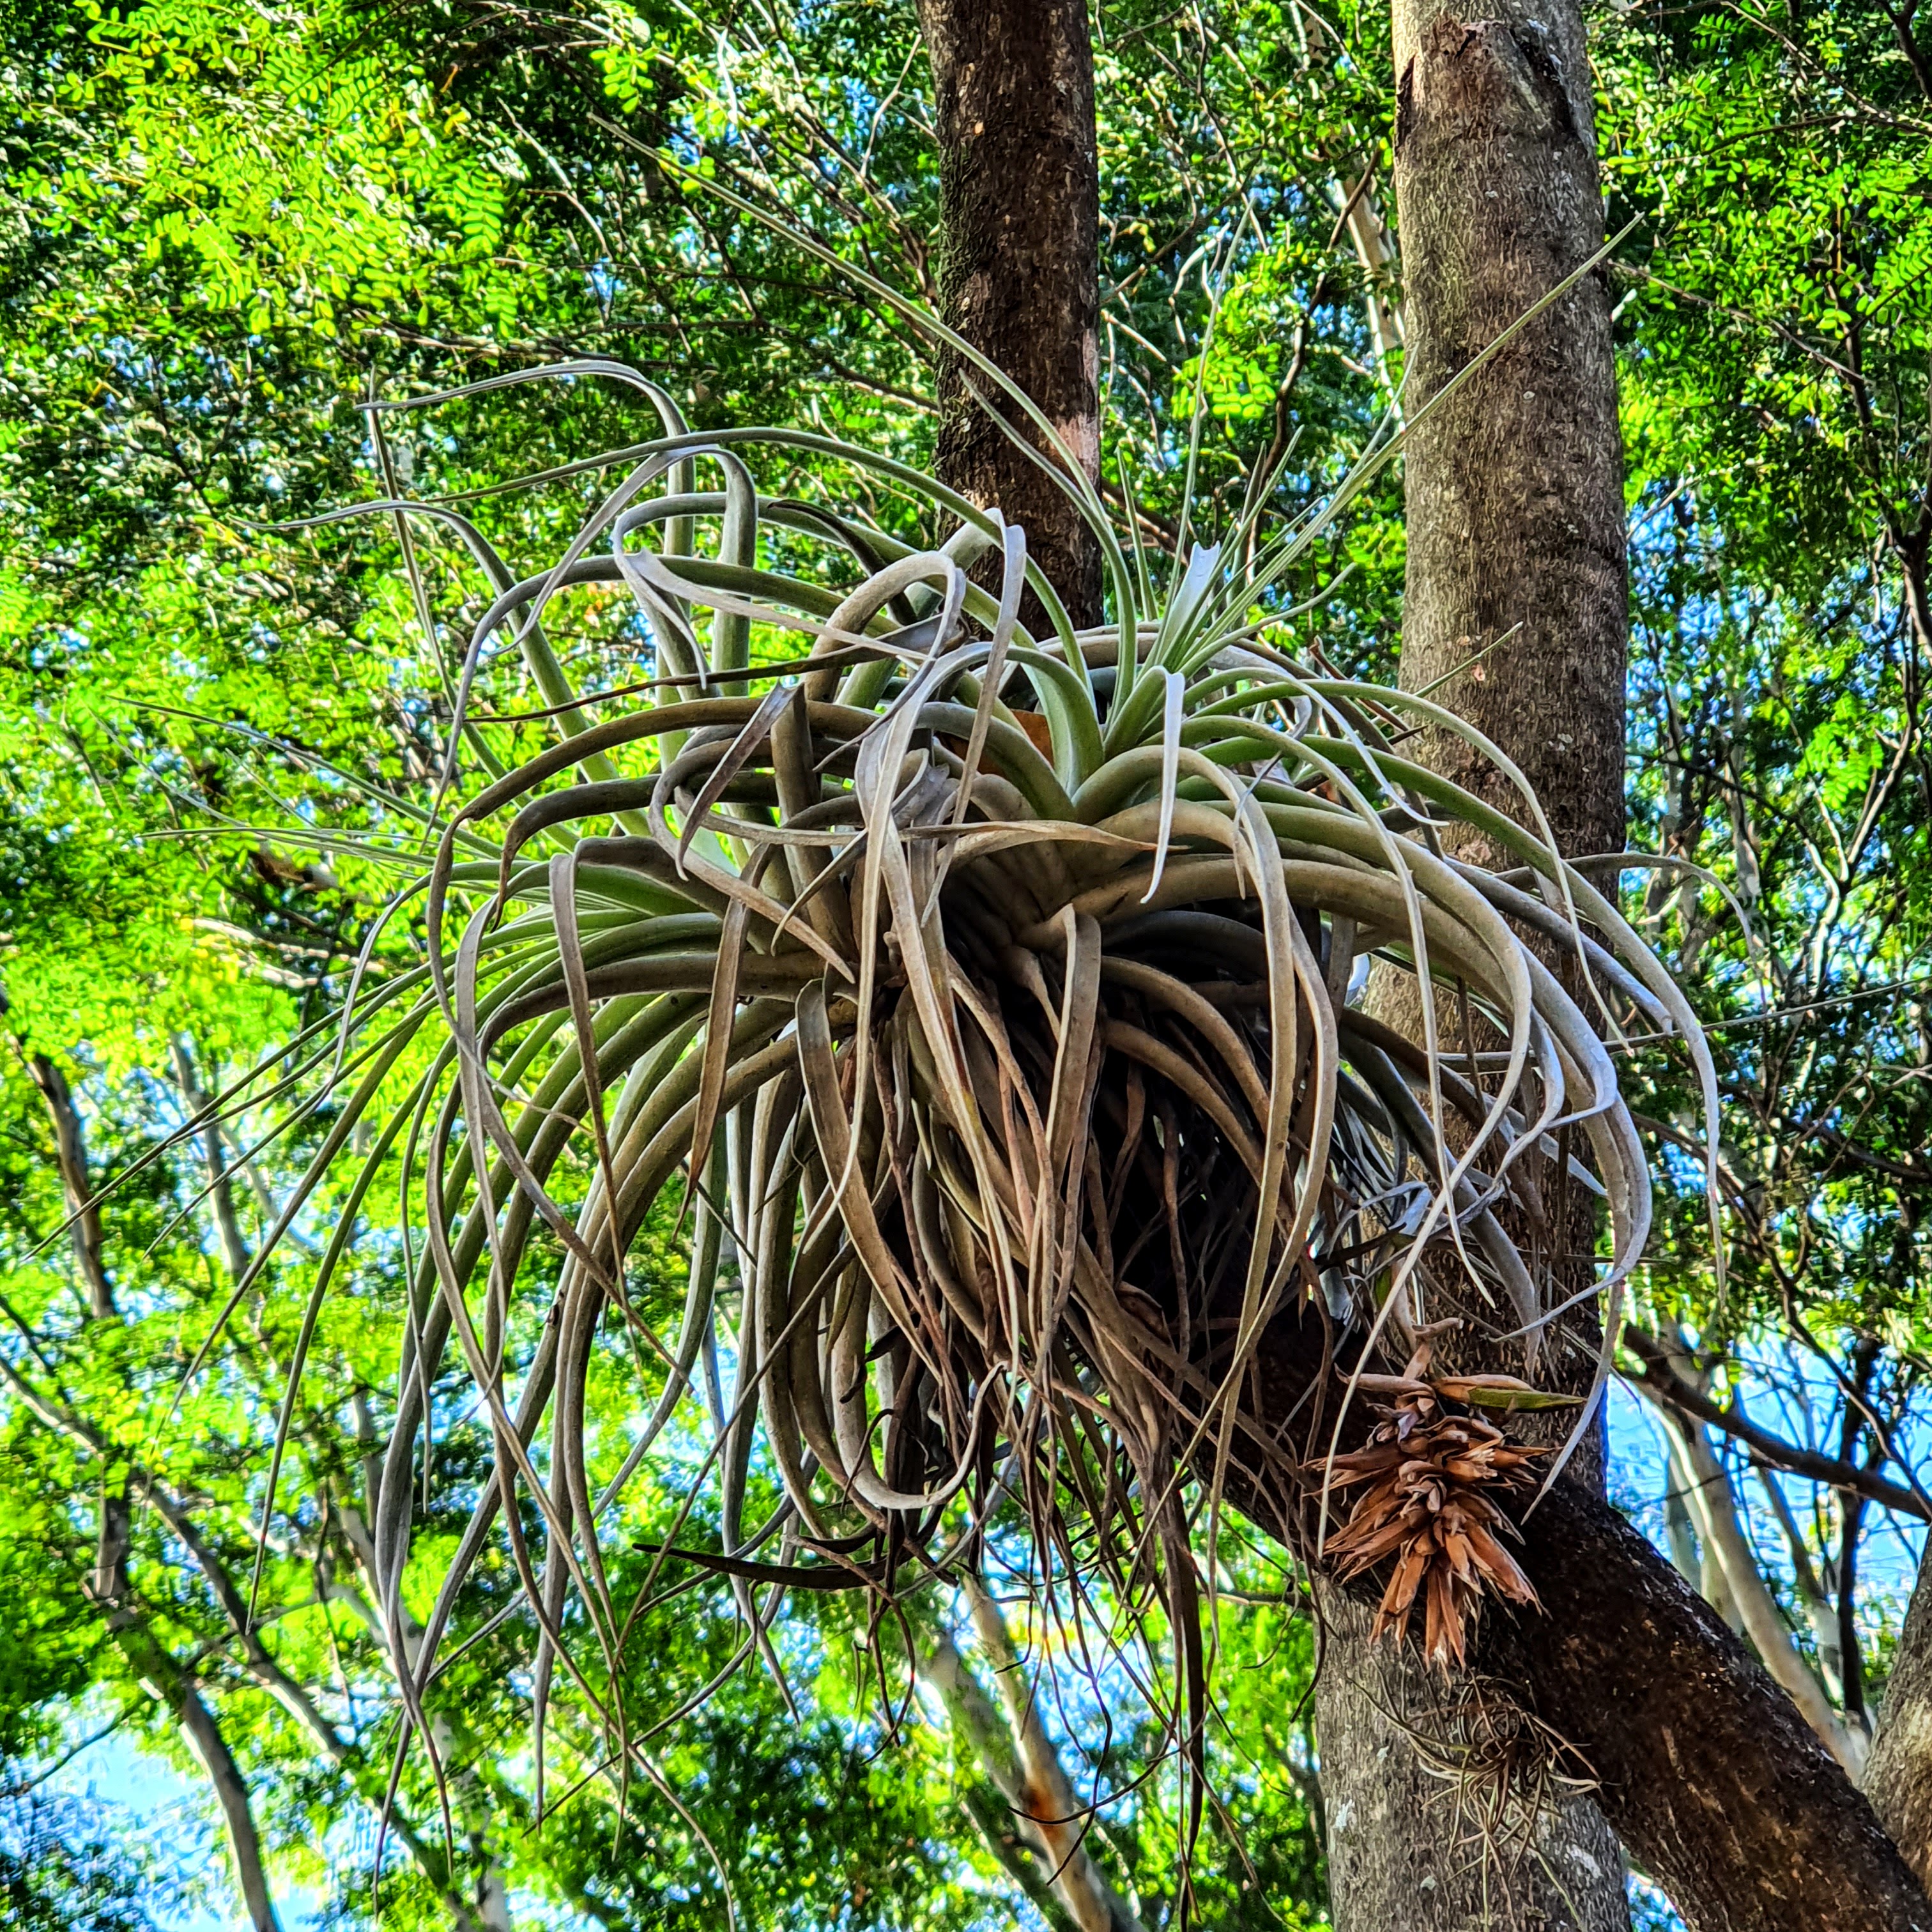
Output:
1319,1386,1547,1668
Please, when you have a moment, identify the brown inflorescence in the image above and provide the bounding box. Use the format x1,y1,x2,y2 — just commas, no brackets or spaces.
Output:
1320,1386,1546,1668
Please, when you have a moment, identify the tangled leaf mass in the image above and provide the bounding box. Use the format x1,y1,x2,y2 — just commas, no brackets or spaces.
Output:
222,364,1714,1806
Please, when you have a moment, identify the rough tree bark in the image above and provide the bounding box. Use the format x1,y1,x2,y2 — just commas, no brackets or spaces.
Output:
1505,1480,1932,1931
913,0,1103,630
1316,1589,1627,1930
1868,1561,1932,1889
1314,0,1634,1922
1867,1262,1932,1884
1383,0,1628,859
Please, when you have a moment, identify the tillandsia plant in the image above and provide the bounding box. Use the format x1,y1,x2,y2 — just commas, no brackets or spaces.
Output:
180,342,1713,1882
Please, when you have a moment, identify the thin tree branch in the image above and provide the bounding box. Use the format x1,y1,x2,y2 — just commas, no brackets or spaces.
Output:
1621,1327,1928,1519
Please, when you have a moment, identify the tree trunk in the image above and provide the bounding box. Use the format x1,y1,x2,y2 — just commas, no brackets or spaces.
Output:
1388,0,1628,862
1225,1335,1932,1929
21,1048,284,1932
1316,0,1633,1922
914,0,1103,630
1506,1479,1932,1931
1319,1588,1628,1931
172,1035,253,1281
919,1583,1142,1932
1331,176,1406,397
1643,1394,1860,1772
174,1680,286,1932
26,1051,114,1317
1867,1556,1932,1889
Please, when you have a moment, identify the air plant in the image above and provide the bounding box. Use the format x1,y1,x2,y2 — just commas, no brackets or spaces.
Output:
191,330,1712,1881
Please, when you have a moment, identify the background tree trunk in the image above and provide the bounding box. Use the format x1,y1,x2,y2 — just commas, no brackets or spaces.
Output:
914,0,1103,629
19,1047,283,1932
1642,1390,1862,1771
919,1582,1142,1932
25,1051,113,1317
1316,0,1633,1922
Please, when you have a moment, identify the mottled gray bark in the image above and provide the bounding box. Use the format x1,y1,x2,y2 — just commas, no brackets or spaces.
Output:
1319,1590,1627,1932
914,0,1103,629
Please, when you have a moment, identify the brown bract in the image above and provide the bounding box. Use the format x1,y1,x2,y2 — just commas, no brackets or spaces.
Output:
1319,1388,1545,1667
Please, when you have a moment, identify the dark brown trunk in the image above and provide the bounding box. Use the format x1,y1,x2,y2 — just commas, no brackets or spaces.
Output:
914,0,1103,630
1508,1480,1931,1931
1316,0,1632,1920
1867,1554,1932,1889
